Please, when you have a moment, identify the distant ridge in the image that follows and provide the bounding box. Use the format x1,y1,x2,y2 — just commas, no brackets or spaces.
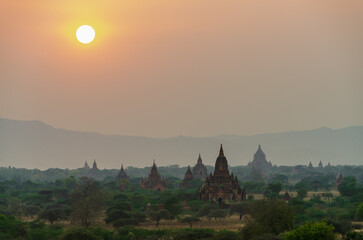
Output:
0,118,362,169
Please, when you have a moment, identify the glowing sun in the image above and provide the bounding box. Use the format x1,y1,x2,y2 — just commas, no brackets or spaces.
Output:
76,25,95,44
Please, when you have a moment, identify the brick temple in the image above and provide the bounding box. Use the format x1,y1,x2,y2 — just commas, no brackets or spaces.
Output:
141,160,168,191
192,154,208,181
180,165,194,188
116,164,128,182
198,145,246,202
247,145,272,171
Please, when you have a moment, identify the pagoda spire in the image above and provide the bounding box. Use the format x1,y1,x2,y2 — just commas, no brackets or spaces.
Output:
197,154,202,164
84,161,90,169
219,144,224,157
93,159,97,169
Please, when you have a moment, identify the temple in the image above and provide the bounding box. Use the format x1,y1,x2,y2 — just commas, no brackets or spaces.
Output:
83,161,90,169
318,161,323,168
180,165,194,188
198,145,246,202
335,173,343,186
192,154,208,181
283,190,291,202
116,164,128,182
308,161,313,170
140,160,168,191
88,160,101,178
247,145,272,171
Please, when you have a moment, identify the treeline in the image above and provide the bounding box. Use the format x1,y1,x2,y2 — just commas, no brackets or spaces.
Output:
0,164,362,183
0,171,363,239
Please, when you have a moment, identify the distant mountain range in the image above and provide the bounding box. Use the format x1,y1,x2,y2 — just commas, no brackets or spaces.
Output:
0,118,362,169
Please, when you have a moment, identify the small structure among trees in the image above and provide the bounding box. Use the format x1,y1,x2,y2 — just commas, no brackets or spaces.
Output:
335,173,343,186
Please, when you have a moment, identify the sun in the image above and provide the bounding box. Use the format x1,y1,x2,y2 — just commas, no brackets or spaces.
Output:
76,25,95,44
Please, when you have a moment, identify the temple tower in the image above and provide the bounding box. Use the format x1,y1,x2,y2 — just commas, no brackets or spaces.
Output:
318,161,323,168
140,160,168,191
88,159,101,178
83,161,90,169
247,145,272,171
116,164,129,182
180,165,194,188
198,145,246,202
192,154,208,181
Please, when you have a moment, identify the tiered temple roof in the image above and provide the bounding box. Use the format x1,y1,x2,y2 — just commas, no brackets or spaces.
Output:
192,154,208,181
180,165,194,188
116,164,128,182
247,145,272,171
141,161,168,191
83,161,90,169
88,160,101,178
198,145,246,202
318,161,323,168
308,161,313,170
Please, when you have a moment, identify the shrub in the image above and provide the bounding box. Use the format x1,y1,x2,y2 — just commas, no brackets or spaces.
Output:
281,221,337,240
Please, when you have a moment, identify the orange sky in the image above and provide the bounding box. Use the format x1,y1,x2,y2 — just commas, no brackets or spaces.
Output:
1,0,362,137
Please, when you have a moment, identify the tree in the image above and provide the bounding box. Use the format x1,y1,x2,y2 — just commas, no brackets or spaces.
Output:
326,218,352,237
230,202,248,220
356,203,363,220
281,221,337,240
268,181,283,194
39,204,67,224
271,174,288,186
24,205,40,219
105,200,145,228
322,192,334,202
207,209,228,222
188,200,204,213
198,203,218,218
131,193,145,209
265,181,283,199
70,177,104,228
0,214,27,239
296,188,307,199
180,216,200,228
59,228,102,240
338,177,357,197
148,209,171,227
311,180,323,192
344,231,363,240
240,199,294,239
164,196,182,220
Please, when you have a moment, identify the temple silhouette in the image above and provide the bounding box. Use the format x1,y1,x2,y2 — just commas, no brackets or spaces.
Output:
247,145,272,171
192,154,208,181
140,160,168,191
198,145,246,202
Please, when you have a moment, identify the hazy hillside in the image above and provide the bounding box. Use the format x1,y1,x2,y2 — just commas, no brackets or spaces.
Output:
0,118,362,169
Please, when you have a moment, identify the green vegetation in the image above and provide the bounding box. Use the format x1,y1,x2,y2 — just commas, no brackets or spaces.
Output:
0,165,362,239
281,221,337,240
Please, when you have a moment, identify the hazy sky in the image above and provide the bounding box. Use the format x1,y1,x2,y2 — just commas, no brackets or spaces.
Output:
1,0,362,137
